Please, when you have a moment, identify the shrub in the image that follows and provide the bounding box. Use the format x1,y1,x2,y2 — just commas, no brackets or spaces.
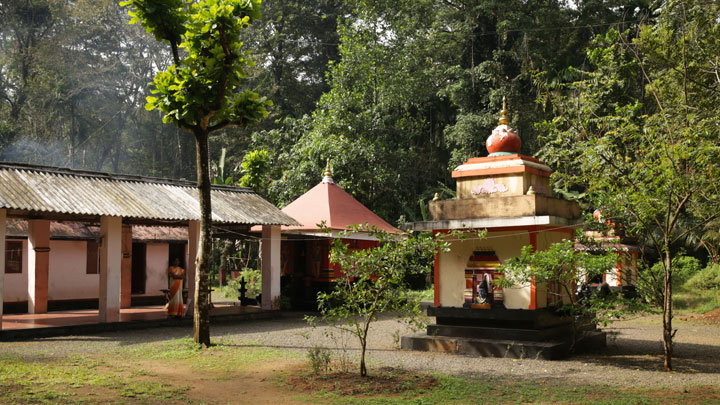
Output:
651,255,701,286
684,264,720,291
307,346,331,375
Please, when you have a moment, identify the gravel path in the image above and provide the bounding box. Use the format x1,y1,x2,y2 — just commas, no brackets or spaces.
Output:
4,312,719,389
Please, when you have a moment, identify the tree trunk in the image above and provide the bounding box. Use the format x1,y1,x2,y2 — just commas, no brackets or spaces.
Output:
193,128,213,347
360,339,367,377
662,250,673,371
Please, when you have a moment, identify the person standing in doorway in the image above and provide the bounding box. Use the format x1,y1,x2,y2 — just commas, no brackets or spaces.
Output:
167,258,185,317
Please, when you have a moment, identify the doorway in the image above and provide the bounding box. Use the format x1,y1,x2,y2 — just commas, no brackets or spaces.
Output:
168,243,186,282
131,243,147,294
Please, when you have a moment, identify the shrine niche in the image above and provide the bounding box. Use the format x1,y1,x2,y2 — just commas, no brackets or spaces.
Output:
463,250,503,307
402,97,606,359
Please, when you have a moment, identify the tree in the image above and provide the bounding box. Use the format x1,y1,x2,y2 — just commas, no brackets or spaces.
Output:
308,225,455,377
238,149,270,196
255,0,649,223
121,0,271,346
536,0,720,370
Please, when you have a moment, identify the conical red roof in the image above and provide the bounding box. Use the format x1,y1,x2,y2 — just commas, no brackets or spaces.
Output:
280,180,400,234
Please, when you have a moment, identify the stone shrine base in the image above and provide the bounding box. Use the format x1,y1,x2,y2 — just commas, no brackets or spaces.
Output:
401,306,606,360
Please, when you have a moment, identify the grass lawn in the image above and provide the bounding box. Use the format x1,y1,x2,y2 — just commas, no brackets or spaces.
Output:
2,329,719,404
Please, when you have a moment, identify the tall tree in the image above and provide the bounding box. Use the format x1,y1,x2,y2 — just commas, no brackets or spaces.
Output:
537,0,720,370
121,0,270,346
259,0,643,222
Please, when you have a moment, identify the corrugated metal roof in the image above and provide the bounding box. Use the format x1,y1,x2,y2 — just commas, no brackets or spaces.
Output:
0,163,299,226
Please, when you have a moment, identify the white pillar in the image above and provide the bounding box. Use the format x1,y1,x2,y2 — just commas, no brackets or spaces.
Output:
186,220,199,317
99,216,122,323
28,219,50,314
261,225,281,310
0,209,6,327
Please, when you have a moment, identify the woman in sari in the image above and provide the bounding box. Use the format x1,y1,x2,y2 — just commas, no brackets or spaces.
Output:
167,258,185,317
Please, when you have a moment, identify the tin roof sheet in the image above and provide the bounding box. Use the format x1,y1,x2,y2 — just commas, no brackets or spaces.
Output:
0,163,299,226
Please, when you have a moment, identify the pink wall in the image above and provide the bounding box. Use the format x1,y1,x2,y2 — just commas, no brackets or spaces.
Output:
49,240,98,300
3,240,171,304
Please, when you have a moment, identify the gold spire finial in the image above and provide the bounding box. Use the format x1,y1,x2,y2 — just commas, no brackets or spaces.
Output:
322,158,335,184
323,158,331,178
498,96,509,126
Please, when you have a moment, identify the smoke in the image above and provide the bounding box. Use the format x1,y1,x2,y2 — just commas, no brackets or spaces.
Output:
0,138,74,169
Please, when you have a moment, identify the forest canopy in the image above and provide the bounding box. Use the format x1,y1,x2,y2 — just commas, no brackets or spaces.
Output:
0,0,704,227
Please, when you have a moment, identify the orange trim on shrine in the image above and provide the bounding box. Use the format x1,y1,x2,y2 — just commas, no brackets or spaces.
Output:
452,165,551,179
462,154,544,165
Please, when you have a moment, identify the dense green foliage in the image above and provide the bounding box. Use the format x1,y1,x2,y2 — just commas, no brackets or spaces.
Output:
685,264,720,292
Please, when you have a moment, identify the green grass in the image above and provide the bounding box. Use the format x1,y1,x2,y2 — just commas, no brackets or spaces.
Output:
295,373,720,404
0,335,294,404
0,353,188,404
120,336,297,372
673,288,720,313
406,288,434,302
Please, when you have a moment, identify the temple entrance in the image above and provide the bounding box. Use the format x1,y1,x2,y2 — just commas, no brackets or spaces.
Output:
131,243,147,294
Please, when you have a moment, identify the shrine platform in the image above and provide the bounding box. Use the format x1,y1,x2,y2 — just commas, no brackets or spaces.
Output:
402,306,606,360
0,304,278,341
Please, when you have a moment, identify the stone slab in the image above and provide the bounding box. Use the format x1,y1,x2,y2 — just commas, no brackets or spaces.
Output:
402,330,606,360
427,323,573,341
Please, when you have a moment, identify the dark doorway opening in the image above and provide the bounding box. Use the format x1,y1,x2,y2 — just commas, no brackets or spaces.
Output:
168,243,186,282
131,243,147,294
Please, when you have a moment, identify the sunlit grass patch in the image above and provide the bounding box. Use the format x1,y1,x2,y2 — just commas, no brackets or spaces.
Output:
0,353,188,404
120,335,294,373
675,289,720,314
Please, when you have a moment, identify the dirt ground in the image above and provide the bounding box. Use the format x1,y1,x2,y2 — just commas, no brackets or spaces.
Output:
3,310,720,404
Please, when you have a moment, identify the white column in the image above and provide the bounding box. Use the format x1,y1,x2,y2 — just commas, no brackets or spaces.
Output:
0,209,6,327
186,220,199,317
261,225,281,310
99,216,122,323
27,219,50,314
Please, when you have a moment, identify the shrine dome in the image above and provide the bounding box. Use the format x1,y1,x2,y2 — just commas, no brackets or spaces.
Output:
277,160,401,234
486,97,521,156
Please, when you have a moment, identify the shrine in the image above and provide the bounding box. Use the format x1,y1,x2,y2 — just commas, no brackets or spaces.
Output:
253,162,402,309
401,98,606,359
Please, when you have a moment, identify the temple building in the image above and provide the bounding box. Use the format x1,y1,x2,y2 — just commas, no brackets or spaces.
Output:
402,98,605,359
254,162,401,309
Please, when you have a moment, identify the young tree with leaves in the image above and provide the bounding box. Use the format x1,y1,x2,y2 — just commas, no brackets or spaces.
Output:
308,225,454,377
500,235,637,348
121,0,271,346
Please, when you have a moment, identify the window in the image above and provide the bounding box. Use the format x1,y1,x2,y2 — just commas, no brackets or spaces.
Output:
5,240,23,274
86,240,99,274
